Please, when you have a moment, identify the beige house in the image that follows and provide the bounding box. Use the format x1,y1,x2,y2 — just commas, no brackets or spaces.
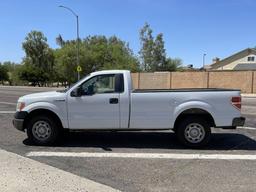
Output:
208,48,256,70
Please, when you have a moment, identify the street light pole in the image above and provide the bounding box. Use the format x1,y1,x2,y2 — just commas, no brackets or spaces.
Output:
76,14,80,80
59,5,80,80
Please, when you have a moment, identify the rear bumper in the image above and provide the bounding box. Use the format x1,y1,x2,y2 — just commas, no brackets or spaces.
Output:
232,117,246,127
13,111,28,132
218,117,245,129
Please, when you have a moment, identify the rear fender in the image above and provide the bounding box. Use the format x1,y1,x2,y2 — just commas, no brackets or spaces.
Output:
172,101,216,128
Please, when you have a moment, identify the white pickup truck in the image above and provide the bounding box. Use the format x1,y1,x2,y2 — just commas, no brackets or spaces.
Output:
13,70,245,147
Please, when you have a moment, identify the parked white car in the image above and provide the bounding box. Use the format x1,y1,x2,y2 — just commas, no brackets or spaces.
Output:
13,70,245,147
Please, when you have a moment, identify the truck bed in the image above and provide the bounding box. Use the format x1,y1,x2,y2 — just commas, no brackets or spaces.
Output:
133,88,240,93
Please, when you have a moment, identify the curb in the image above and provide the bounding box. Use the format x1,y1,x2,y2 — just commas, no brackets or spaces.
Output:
0,149,120,192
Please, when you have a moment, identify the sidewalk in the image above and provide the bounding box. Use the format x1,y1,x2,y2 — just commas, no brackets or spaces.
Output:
0,149,120,192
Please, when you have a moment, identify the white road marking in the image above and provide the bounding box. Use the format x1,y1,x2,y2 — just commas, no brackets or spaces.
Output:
0,111,15,114
0,102,16,105
26,151,256,160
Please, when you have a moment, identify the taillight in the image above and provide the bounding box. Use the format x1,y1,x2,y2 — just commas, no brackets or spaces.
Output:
231,96,241,110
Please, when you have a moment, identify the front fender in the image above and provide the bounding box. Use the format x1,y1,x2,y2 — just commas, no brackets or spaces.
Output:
171,100,216,128
22,102,68,128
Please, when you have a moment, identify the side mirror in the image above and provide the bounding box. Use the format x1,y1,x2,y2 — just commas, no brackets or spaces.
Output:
71,87,82,97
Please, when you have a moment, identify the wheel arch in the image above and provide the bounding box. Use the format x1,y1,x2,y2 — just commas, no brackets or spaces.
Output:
23,109,64,130
173,108,216,130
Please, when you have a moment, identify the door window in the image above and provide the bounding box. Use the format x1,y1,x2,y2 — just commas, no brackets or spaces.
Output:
81,74,116,95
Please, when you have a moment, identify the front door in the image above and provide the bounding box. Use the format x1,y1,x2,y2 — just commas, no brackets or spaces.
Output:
67,74,120,129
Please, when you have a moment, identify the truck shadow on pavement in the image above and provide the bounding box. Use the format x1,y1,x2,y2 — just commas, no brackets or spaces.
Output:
23,131,256,151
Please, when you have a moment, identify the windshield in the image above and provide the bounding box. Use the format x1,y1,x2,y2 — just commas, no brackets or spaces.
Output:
57,73,91,93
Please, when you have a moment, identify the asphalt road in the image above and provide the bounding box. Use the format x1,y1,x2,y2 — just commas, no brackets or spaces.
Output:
1,86,256,192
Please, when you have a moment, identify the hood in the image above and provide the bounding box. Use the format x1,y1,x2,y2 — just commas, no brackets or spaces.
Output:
18,91,66,103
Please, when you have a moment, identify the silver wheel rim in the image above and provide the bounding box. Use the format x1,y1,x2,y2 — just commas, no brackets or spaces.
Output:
184,123,205,144
32,120,52,141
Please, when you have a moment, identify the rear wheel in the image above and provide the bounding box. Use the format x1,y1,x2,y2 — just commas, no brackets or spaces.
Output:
27,115,60,145
176,117,211,148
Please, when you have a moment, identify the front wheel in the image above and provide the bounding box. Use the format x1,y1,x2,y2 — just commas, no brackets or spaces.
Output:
176,117,211,148
27,115,60,145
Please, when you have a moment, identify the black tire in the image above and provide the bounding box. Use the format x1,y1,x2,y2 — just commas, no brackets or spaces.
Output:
176,117,211,148
27,115,60,145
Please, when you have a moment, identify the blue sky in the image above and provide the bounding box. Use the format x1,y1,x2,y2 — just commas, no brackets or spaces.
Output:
0,0,256,67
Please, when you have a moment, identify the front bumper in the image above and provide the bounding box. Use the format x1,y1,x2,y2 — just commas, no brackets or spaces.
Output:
13,111,28,132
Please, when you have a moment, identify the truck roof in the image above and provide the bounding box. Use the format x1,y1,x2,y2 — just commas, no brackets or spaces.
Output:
91,70,130,76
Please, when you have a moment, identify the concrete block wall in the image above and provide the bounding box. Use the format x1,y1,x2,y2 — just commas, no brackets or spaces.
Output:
131,73,139,89
131,71,256,93
171,72,208,88
139,72,170,89
253,71,256,93
208,71,253,93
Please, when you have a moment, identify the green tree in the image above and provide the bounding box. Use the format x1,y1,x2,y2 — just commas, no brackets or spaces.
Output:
153,33,166,71
139,23,154,71
2,61,19,85
20,31,54,85
54,41,78,85
139,23,183,72
99,36,139,72
164,58,182,71
0,63,9,84
55,35,139,85
56,34,65,47
19,59,50,86
9,64,24,85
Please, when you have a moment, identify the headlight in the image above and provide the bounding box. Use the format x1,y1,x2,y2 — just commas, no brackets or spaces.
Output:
16,102,25,111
